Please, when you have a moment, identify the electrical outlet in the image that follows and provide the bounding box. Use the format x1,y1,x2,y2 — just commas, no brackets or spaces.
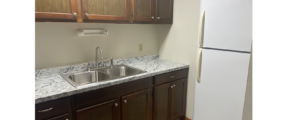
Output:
139,44,143,52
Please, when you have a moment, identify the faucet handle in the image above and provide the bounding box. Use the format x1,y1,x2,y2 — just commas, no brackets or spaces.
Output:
87,63,91,71
110,57,114,68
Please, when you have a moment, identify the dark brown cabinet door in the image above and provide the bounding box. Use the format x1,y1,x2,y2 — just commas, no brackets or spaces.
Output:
35,0,78,20
76,99,119,120
153,83,172,120
81,0,131,21
132,0,155,23
171,79,187,120
155,0,173,24
121,89,151,120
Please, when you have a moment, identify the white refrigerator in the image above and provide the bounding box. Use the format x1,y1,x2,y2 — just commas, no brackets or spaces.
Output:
193,0,252,120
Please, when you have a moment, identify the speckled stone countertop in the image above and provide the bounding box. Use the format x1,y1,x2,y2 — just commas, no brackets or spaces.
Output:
35,55,189,104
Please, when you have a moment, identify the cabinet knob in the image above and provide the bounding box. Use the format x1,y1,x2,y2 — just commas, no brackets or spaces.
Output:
124,100,127,103
171,86,173,88
66,119,69,120
74,13,77,17
115,103,118,107
151,16,154,19
85,13,88,17
157,17,160,20
173,84,175,87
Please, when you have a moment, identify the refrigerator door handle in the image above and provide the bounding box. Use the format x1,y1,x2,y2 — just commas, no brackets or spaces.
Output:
199,10,205,47
196,48,202,83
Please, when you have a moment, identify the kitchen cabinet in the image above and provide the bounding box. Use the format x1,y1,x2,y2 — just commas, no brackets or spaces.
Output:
171,79,187,120
155,0,173,24
76,99,119,120
35,0,78,20
35,0,173,24
121,89,151,120
35,97,72,120
153,78,187,120
35,69,188,120
153,83,171,120
132,0,155,23
81,0,131,22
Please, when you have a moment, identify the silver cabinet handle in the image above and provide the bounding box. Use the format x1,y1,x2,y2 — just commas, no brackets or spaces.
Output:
173,84,175,87
74,13,77,16
151,16,154,19
198,10,205,47
38,107,53,112
157,17,160,19
124,100,127,103
196,48,203,83
170,76,175,78
85,13,88,17
170,86,173,88
115,103,118,107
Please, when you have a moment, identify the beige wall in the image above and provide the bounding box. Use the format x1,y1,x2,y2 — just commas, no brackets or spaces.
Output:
157,0,201,119
35,22,159,69
242,51,252,120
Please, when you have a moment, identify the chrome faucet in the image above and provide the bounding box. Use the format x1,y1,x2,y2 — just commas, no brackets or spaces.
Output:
95,47,104,68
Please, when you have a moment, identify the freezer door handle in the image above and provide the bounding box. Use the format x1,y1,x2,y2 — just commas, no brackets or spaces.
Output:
196,48,202,83
198,10,205,47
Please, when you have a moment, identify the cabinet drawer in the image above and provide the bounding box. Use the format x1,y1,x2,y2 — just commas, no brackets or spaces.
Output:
74,77,152,109
154,69,188,85
36,97,71,120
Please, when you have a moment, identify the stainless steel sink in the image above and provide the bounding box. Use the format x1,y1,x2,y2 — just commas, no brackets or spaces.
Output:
61,64,146,87
61,71,111,87
97,65,146,77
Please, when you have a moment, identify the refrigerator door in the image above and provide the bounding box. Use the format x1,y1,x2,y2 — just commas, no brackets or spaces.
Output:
193,48,250,120
198,0,252,52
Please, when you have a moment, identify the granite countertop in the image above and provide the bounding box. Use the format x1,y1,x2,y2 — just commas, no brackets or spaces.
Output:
35,55,189,104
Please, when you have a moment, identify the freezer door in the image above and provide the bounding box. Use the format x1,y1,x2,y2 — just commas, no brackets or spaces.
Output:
193,48,250,120
198,0,252,52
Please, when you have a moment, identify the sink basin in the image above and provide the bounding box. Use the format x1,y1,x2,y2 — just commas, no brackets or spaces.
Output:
61,64,146,87
61,71,111,87
99,65,146,77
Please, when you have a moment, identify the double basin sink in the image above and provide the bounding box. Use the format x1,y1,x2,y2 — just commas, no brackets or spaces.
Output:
61,65,146,87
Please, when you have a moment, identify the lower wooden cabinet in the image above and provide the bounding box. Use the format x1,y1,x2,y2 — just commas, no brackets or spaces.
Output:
121,89,151,120
153,83,171,120
36,69,188,120
171,79,187,120
153,78,187,120
76,99,119,120
35,97,72,120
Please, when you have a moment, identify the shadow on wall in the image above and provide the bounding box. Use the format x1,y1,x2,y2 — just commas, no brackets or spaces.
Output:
157,25,172,53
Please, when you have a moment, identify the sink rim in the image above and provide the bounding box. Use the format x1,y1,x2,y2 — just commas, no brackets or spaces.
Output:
95,65,146,77
60,64,146,88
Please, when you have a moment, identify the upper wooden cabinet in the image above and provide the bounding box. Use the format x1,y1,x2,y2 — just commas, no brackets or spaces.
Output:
81,0,131,21
132,0,155,23
35,0,78,20
35,0,173,24
156,0,173,24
